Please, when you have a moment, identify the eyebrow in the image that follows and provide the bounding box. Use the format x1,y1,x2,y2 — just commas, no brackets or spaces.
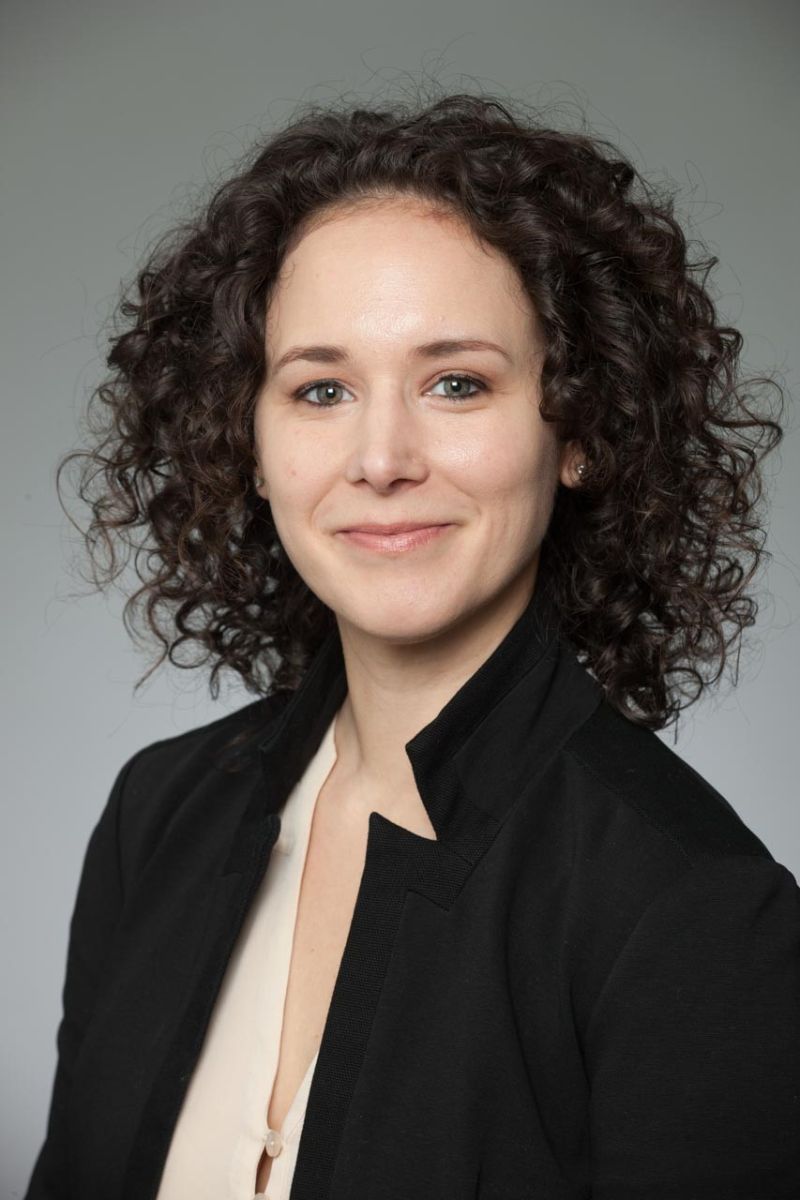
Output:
269,338,513,375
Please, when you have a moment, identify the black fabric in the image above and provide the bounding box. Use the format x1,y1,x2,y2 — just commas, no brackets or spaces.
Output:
24,580,800,1199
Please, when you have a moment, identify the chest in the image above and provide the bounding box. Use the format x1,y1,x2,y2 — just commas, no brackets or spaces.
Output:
267,788,370,1136
257,777,434,1192
282,776,438,1074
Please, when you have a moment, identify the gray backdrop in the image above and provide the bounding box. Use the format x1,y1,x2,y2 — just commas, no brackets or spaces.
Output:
2,0,798,1194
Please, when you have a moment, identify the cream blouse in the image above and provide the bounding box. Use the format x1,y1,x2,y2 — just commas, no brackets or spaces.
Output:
155,711,340,1200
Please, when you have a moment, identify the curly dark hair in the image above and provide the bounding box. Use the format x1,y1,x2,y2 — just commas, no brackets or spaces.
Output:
57,85,786,734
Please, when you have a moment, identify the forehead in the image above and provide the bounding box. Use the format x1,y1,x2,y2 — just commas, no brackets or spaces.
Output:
267,197,538,347
283,196,499,275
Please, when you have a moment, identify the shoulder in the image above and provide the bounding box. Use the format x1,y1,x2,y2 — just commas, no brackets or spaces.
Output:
523,696,799,1038
561,696,774,866
104,688,293,886
120,687,291,784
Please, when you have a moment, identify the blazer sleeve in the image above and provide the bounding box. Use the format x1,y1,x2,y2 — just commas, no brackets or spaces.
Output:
585,853,800,1200
24,752,140,1200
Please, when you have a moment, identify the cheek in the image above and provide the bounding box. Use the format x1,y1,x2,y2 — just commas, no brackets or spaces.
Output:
263,436,322,505
450,423,555,505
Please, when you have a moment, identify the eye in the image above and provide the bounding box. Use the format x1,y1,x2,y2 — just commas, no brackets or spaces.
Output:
291,371,486,408
292,380,353,407
428,373,485,401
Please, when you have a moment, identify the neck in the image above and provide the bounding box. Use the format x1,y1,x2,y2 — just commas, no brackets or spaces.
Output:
331,565,539,812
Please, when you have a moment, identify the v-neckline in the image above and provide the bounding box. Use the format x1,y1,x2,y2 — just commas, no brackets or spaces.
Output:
265,723,336,1139
278,1045,320,1140
253,1046,320,1198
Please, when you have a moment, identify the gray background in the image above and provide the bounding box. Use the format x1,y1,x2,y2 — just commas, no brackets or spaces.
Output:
2,0,798,1194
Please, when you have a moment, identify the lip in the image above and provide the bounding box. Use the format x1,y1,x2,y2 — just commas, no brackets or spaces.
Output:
336,524,453,553
339,522,448,534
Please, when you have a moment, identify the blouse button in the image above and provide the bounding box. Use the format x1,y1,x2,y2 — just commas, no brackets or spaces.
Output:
265,1128,283,1157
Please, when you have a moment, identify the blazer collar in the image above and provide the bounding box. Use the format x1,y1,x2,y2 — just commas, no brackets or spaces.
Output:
256,575,576,852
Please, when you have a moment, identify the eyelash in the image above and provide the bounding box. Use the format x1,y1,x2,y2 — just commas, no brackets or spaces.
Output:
291,372,486,408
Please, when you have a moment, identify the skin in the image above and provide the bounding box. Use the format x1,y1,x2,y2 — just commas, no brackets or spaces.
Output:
253,195,584,830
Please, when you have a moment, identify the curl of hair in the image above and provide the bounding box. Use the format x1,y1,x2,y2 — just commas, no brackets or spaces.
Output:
58,86,786,735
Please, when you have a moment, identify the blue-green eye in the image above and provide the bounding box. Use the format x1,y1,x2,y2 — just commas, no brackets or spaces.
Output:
294,380,350,407
429,373,485,401
293,372,485,407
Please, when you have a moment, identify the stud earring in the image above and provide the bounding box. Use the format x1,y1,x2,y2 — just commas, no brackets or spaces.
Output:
576,463,587,481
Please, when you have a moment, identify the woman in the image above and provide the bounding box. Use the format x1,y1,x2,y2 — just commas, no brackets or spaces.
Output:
25,90,798,1199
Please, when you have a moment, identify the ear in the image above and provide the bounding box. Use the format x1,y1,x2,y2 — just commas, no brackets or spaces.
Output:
558,440,586,489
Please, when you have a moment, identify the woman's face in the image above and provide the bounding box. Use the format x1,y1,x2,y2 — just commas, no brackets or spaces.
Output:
254,196,581,645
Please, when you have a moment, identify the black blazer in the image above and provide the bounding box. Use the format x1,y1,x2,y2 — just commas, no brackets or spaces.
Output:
25,583,800,1199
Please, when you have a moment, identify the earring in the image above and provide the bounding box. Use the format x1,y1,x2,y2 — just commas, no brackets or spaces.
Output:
576,463,586,481
255,474,264,487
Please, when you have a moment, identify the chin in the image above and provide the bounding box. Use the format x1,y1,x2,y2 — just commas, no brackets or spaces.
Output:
336,589,476,645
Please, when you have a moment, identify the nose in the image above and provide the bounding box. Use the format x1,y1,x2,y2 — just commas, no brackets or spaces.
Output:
344,387,429,492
